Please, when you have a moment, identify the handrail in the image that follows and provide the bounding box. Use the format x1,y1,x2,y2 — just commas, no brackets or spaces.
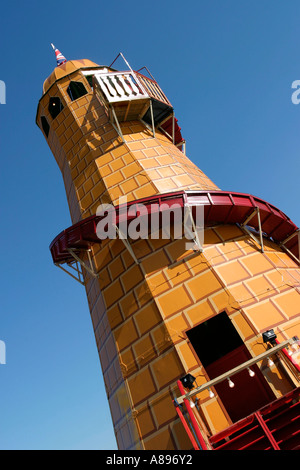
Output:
176,339,295,404
93,69,172,107
94,70,146,103
135,71,172,106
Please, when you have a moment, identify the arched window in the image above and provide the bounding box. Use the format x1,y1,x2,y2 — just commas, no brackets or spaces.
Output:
67,81,88,101
48,96,64,119
41,116,50,137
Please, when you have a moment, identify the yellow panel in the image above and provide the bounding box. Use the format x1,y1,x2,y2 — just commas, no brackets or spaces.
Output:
215,259,250,285
185,299,216,326
240,253,274,276
244,300,286,332
150,350,184,389
156,285,192,318
128,368,157,406
272,290,300,319
186,270,222,302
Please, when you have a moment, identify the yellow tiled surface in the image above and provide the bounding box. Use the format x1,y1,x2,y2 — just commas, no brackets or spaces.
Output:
38,65,300,450
86,229,300,449
37,68,219,225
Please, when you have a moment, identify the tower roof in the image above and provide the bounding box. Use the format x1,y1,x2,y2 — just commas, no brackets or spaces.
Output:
42,59,100,94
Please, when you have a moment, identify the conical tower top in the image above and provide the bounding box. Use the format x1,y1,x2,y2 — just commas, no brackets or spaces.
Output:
51,43,67,67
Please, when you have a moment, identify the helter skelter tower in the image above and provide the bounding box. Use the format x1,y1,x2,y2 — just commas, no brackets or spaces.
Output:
36,46,300,450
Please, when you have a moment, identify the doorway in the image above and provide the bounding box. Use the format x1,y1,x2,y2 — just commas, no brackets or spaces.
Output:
186,312,275,422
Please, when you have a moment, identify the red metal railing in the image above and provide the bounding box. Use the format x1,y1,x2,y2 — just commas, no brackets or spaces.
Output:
209,388,300,450
176,380,208,450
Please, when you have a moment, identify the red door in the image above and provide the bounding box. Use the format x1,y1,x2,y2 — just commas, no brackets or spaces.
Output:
206,345,275,423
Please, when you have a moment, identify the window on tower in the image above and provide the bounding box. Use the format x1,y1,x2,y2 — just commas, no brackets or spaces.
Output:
41,116,50,137
48,96,64,119
67,81,88,101
85,75,94,89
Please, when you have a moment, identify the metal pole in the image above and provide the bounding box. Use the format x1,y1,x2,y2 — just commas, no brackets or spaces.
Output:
177,380,208,450
172,112,175,144
256,207,264,253
173,401,200,450
111,107,125,143
149,100,155,138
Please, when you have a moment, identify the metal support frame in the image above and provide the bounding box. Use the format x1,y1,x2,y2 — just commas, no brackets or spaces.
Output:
56,248,98,285
140,117,154,135
67,248,98,278
110,98,155,143
157,124,172,140
176,339,295,405
157,122,186,155
240,206,264,253
110,106,125,143
109,52,133,72
56,260,85,285
109,52,149,97
184,204,203,252
114,225,140,265
172,111,175,144
156,111,186,154
149,100,155,138
176,140,186,155
55,228,140,286
280,229,300,264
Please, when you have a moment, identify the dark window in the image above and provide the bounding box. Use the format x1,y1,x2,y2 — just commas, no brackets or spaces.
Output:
67,81,88,101
85,75,94,88
41,116,50,137
186,311,244,368
48,96,64,119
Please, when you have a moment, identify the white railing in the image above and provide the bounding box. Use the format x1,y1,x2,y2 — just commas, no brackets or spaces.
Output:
94,71,148,103
136,72,172,106
93,70,172,107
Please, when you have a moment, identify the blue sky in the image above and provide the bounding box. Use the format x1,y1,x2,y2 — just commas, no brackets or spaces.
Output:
0,0,299,450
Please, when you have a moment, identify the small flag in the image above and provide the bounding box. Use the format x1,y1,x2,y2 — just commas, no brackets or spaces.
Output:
51,43,67,67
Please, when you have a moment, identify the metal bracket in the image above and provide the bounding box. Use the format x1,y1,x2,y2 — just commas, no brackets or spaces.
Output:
176,140,186,155
66,248,98,278
110,107,125,143
172,111,175,144
149,100,156,138
240,207,264,253
55,232,140,285
280,229,300,264
114,225,140,265
184,204,203,252
55,248,98,285
55,260,85,285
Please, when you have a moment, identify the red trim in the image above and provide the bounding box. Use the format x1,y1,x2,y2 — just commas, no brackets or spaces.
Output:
160,117,184,146
50,190,299,264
